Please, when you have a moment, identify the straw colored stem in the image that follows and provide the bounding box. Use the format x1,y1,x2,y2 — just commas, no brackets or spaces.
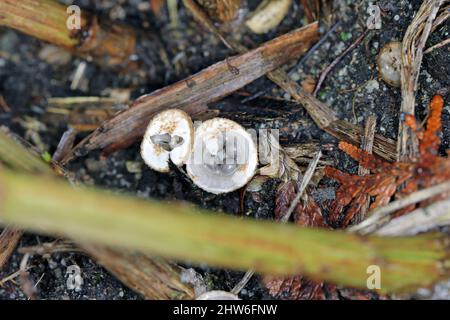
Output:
0,170,448,294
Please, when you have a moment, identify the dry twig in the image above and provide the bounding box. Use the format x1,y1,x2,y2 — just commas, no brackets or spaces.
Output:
0,228,23,269
375,198,450,236
357,116,377,221
398,0,443,161
349,181,450,235
280,151,322,223
313,28,371,96
19,253,37,300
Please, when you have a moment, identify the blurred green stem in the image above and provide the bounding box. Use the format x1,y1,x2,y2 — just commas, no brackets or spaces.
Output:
0,169,448,293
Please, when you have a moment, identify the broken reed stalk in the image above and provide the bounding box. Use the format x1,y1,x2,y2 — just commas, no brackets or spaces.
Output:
0,169,449,294
281,151,322,223
349,181,450,235
375,198,450,236
63,22,320,161
0,0,137,70
398,0,442,161
82,246,195,300
0,227,22,269
357,115,377,221
0,128,195,299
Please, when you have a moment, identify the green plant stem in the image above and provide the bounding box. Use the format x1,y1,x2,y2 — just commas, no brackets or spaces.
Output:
0,170,448,294
0,129,53,174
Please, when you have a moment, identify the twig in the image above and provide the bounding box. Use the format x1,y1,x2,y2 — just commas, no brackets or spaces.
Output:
231,270,255,295
18,240,82,256
33,273,45,289
300,0,320,23
242,21,341,103
357,116,377,221
284,143,333,166
83,246,195,300
313,28,371,96
168,0,180,27
326,119,396,161
19,253,37,300
0,269,26,287
52,128,78,163
375,198,450,236
281,151,322,223
397,0,442,161
0,96,11,112
424,37,450,53
0,227,23,269
70,62,87,91
349,181,450,235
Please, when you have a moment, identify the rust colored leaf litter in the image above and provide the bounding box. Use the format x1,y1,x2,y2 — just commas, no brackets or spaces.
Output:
264,180,329,300
263,95,448,299
326,95,449,228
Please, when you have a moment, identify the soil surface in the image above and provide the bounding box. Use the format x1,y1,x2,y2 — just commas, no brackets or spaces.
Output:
0,0,449,300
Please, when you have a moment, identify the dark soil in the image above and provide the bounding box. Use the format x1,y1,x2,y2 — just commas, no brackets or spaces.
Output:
0,0,449,300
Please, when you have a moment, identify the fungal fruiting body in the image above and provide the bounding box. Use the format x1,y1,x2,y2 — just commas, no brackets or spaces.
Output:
187,118,258,194
377,41,402,87
140,109,194,172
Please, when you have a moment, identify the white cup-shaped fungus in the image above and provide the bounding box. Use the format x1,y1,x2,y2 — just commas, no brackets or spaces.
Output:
141,109,194,172
377,41,402,87
187,118,258,194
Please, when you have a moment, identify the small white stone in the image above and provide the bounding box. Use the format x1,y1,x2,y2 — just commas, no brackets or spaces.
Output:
338,67,348,77
365,79,380,94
